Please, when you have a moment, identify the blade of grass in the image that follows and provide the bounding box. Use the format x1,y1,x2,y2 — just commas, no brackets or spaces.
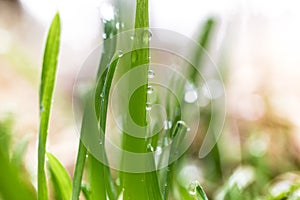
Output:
71,139,87,200
46,152,72,200
163,121,189,199
81,184,91,200
120,0,161,199
88,19,119,200
190,18,215,83
0,115,13,158
72,11,119,200
195,183,209,200
37,12,61,200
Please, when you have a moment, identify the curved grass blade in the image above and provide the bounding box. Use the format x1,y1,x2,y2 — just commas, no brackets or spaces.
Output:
189,18,215,83
37,12,61,200
88,21,119,200
46,152,72,200
71,139,87,200
72,17,119,200
81,184,91,200
163,121,189,199
196,183,209,200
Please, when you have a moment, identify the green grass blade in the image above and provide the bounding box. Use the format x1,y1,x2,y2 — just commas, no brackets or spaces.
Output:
163,121,189,199
37,12,61,200
0,116,13,158
46,152,72,200
81,184,91,200
98,58,119,200
86,9,119,199
88,155,106,200
88,20,119,200
71,140,87,200
195,183,209,200
120,0,152,199
190,18,215,83
88,58,120,200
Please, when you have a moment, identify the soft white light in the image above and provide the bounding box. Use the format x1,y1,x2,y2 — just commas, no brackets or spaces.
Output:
100,2,115,21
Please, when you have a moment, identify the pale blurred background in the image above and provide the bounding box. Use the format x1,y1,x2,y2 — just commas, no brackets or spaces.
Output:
1,0,300,189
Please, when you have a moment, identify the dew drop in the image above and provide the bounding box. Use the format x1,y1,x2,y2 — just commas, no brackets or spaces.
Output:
99,140,103,145
147,143,154,152
164,120,172,130
115,178,120,186
156,146,162,155
147,85,154,94
146,102,152,111
184,89,198,103
142,29,152,43
188,180,199,195
130,35,134,40
40,106,44,113
102,33,108,39
118,50,123,57
115,22,120,29
85,154,89,158
100,92,104,98
148,70,155,79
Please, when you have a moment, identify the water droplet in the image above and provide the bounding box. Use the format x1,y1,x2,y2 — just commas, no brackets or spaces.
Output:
115,22,120,29
188,180,199,195
85,154,89,158
147,144,154,152
102,33,108,39
130,35,134,40
147,85,154,94
40,106,44,113
131,50,138,63
156,146,162,155
146,102,152,111
164,120,172,130
115,178,120,186
184,89,198,103
99,140,103,145
148,70,155,79
142,29,152,43
118,50,123,57
100,92,104,98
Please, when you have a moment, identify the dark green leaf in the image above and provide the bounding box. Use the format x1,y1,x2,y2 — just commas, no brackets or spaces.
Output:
46,152,72,200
